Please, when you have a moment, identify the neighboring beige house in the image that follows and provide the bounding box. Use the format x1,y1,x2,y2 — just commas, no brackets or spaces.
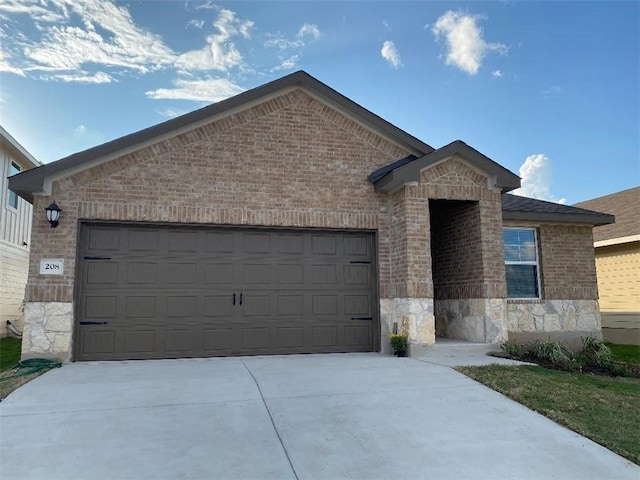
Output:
9,71,614,362
575,187,640,345
1,126,40,336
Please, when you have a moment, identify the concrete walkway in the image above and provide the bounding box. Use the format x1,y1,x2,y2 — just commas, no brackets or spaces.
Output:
1,352,637,480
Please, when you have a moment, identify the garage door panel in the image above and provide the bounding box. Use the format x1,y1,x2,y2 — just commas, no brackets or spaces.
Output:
204,263,234,284
243,264,270,284
277,295,304,316
312,235,337,254
127,263,158,284
310,264,337,284
241,295,270,316
277,264,304,284
345,324,371,347
124,330,156,354
206,232,235,253
77,225,377,360
312,326,338,347
277,234,304,254
167,263,198,284
344,236,370,256
244,233,270,253
86,263,118,284
167,296,197,317
312,295,337,315
204,295,234,316
344,265,371,285
81,330,116,355
125,296,157,318
129,229,159,251
165,329,196,352
88,227,120,251
203,328,233,352
344,295,370,316
276,327,304,348
241,327,270,350
83,296,117,319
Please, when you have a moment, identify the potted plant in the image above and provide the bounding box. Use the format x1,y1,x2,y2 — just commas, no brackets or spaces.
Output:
389,333,408,357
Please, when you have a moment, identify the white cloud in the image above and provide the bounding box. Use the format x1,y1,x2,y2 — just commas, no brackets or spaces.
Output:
297,24,320,41
542,85,563,98
175,8,253,72
512,154,567,204
271,55,299,72
145,77,245,102
0,0,69,22
492,69,502,77
381,40,402,68
187,19,204,29
157,108,189,118
382,20,391,32
0,48,25,76
45,71,113,83
74,125,87,135
431,10,506,75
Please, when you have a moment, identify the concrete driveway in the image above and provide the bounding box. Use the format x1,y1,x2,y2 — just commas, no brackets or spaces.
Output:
1,353,637,480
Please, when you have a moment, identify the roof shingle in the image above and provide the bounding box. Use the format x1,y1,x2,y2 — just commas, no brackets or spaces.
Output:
573,187,640,242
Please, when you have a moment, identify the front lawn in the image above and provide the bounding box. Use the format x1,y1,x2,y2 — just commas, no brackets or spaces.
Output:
457,364,640,465
606,342,640,365
1,337,22,371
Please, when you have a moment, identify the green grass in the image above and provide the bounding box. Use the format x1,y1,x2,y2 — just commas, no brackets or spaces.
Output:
457,364,640,465
1,337,22,371
606,343,640,365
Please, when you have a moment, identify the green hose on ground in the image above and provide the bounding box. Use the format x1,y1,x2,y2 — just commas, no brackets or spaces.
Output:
0,358,62,381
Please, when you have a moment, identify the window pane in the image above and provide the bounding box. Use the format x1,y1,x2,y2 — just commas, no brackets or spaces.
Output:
10,162,20,176
8,190,18,209
506,265,539,298
503,229,520,245
519,242,537,262
504,245,520,262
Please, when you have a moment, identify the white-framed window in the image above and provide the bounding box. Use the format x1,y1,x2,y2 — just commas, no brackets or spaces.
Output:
8,161,20,209
503,227,541,299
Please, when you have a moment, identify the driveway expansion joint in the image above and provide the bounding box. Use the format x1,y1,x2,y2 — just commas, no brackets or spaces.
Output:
241,359,299,480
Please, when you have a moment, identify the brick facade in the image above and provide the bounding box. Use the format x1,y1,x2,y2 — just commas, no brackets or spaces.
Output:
27,90,409,304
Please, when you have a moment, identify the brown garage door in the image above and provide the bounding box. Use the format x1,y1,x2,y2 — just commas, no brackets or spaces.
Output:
75,224,378,361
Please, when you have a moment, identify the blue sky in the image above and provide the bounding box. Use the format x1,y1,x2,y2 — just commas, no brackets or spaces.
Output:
1,0,638,204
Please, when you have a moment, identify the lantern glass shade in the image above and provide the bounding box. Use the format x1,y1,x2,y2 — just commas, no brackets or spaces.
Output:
44,201,61,227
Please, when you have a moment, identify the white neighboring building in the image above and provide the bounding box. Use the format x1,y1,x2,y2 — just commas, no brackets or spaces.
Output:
1,126,40,336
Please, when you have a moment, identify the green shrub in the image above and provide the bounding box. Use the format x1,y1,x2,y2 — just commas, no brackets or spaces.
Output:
500,341,526,359
533,339,579,371
579,336,613,368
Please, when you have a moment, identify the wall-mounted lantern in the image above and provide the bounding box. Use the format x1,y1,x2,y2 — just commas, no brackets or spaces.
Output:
44,201,62,228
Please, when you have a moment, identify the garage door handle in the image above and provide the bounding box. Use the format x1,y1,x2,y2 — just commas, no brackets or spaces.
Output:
232,293,236,305
350,317,373,321
83,256,112,260
239,293,243,305
80,321,109,325
350,261,371,264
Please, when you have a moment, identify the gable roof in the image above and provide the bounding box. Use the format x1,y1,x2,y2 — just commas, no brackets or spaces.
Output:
573,186,639,242
370,140,521,193
9,71,435,203
1,126,41,169
502,194,614,226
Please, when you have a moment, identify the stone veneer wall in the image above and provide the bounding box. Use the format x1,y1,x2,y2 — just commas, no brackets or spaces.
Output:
507,300,602,343
380,298,434,354
22,302,74,361
435,299,508,343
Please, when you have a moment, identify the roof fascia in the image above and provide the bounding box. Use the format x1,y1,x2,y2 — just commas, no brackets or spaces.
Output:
0,126,40,168
502,210,615,226
373,141,521,194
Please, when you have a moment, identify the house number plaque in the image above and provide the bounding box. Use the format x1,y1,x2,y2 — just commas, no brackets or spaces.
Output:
40,259,64,275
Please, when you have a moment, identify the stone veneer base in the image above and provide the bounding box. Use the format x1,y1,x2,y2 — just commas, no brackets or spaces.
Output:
434,298,508,344
380,298,435,354
22,302,73,362
506,300,601,334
